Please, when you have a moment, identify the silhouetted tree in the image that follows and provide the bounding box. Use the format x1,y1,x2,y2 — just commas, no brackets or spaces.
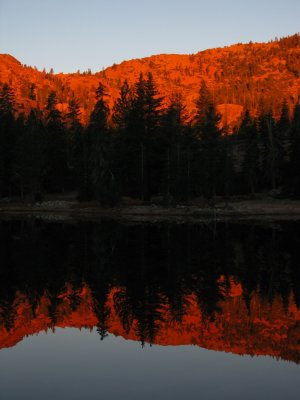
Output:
239,109,260,194
137,73,164,198
113,74,162,199
88,83,119,204
194,81,222,201
112,80,133,130
220,124,234,204
289,103,300,195
276,99,291,185
66,98,83,191
112,80,135,195
14,109,45,198
259,110,277,190
0,84,16,197
160,93,190,202
43,91,68,192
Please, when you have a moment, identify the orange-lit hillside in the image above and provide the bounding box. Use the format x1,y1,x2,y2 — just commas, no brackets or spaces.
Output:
0,282,299,364
1,34,300,127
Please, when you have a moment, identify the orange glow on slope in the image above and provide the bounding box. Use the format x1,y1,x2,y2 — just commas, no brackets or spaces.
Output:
1,35,300,127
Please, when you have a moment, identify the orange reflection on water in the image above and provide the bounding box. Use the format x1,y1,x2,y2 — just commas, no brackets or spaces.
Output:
0,280,299,363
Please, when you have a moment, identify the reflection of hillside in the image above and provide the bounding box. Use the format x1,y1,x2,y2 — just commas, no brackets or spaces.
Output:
0,283,299,363
0,219,299,362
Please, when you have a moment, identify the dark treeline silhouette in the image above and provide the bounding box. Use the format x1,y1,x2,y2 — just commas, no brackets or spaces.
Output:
1,74,300,204
0,218,299,347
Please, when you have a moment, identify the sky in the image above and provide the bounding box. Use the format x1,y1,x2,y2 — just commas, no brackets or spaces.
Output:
0,0,299,73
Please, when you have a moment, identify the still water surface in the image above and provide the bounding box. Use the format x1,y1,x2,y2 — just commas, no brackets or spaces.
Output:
0,218,299,399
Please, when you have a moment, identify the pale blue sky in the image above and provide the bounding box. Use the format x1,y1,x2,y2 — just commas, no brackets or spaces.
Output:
0,0,299,73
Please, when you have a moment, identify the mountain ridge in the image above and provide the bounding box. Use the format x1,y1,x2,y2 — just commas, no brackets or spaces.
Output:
1,34,300,127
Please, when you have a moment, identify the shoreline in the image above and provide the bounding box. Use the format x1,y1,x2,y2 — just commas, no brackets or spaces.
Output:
1,198,300,222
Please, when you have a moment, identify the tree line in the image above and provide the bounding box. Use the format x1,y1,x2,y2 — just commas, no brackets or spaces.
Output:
0,73,300,204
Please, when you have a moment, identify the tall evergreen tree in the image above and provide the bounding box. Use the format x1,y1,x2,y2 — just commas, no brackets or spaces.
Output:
112,80,135,195
14,109,45,199
258,110,277,190
143,72,164,197
220,124,235,204
144,72,162,135
67,98,82,132
88,82,119,204
44,91,68,192
0,84,16,197
66,97,83,192
276,99,291,185
115,73,162,199
289,103,300,195
112,80,133,130
194,81,222,201
239,109,260,194
160,93,190,202
130,73,148,200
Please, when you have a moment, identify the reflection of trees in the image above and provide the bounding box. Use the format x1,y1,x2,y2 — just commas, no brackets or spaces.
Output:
114,289,134,334
162,225,189,323
95,295,110,341
234,223,296,310
258,228,291,309
86,223,121,341
112,226,166,345
0,218,299,337
67,290,82,312
114,285,165,345
0,301,16,332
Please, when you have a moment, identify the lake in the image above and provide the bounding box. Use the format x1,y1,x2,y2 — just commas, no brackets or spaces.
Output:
0,217,299,399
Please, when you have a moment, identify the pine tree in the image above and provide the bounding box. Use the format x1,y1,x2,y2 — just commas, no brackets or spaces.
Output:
194,81,214,133
14,109,45,199
194,81,222,202
144,72,163,136
112,79,133,130
220,124,234,204
129,73,147,199
88,83,119,205
44,91,68,192
239,109,260,194
66,98,83,193
160,93,189,203
67,98,81,132
258,110,277,190
289,103,300,195
0,84,16,197
112,80,135,196
276,99,291,185
138,73,163,198
116,73,163,199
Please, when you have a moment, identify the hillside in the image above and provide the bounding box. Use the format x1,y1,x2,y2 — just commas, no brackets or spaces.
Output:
1,34,300,127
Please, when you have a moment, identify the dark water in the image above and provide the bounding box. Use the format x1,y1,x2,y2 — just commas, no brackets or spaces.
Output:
0,217,299,399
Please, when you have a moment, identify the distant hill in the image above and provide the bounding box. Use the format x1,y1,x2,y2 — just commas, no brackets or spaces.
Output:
1,34,300,128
